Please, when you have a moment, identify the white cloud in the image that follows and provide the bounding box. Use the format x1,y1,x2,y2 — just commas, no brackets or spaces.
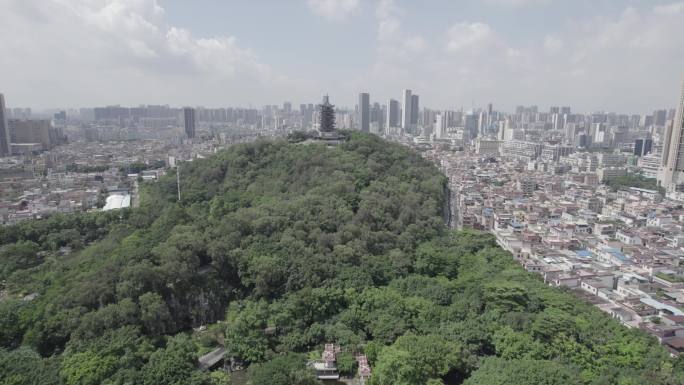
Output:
372,0,427,61
536,2,684,111
543,36,564,53
0,0,303,107
483,0,550,7
654,2,684,15
164,27,272,80
3,0,684,113
445,22,496,53
306,0,360,20
355,1,684,112
404,36,426,53
376,0,402,41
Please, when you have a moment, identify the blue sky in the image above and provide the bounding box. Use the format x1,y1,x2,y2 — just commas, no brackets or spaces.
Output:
2,0,684,113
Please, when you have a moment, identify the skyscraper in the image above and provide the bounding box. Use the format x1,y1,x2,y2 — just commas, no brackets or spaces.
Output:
0,94,10,157
387,99,399,133
402,89,412,133
659,78,684,190
593,123,606,144
183,107,196,139
465,112,478,139
319,95,335,132
370,102,384,134
358,93,370,133
410,94,419,129
434,113,447,139
486,102,493,127
653,109,667,126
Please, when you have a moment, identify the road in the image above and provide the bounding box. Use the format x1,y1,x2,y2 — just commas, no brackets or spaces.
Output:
198,347,226,371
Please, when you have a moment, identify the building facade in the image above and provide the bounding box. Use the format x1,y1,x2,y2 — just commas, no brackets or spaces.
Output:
183,107,196,139
402,89,412,134
387,99,400,133
358,93,370,133
659,78,684,190
0,94,10,156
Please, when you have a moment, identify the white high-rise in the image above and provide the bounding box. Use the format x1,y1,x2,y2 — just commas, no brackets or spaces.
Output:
434,113,447,139
659,77,684,190
387,99,400,133
0,94,10,157
402,89,412,133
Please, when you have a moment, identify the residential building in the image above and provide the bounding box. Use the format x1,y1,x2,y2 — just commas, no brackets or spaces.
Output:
659,78,684,190
183,107,196,139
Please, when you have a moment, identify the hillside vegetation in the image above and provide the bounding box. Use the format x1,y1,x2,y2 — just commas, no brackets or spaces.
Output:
0,132,682,385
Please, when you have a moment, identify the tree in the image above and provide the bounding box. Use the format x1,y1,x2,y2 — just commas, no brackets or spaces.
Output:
208,371,231,385
0,347,62,385
60,350,118,385
371,334,469,385
248,353,316,385
531,308,576,342
492,326,543,360
142,334,206,385
463,357,581,385
483,282,529,313
0,300,25,349
139,292,172,335
0,240,40,280
224,301,271,362
0,133,681,385
336,351,356,376
413,241,458,278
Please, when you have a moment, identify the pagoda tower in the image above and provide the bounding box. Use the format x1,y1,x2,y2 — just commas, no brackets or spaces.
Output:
318,95,336,133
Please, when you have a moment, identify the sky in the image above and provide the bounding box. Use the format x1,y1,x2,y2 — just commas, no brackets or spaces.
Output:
2,0,684,113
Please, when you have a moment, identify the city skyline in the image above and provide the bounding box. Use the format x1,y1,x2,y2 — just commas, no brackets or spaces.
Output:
3,0,684,112
7,1,684,382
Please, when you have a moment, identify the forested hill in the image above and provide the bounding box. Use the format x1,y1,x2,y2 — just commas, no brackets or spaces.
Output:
0,132,683,385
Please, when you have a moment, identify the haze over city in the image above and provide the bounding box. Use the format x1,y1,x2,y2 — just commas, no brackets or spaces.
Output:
3,0,684,112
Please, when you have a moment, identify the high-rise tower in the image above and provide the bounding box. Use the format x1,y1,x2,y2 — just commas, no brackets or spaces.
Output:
402,89,412,133
0,94,10,156
358,93,370,133
410,94,419,130
183,107,196,139
659,78,684,190
387,99,400,133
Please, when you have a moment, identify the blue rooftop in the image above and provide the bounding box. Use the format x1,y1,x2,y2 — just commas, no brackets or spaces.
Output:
606,247,629,262
575,250,593,258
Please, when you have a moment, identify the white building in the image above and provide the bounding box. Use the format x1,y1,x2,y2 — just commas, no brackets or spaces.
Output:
402,89,412,133
658,77,684,190
103,194,131,211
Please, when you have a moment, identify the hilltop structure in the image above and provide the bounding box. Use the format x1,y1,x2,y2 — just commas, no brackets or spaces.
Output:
318,95,336,133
